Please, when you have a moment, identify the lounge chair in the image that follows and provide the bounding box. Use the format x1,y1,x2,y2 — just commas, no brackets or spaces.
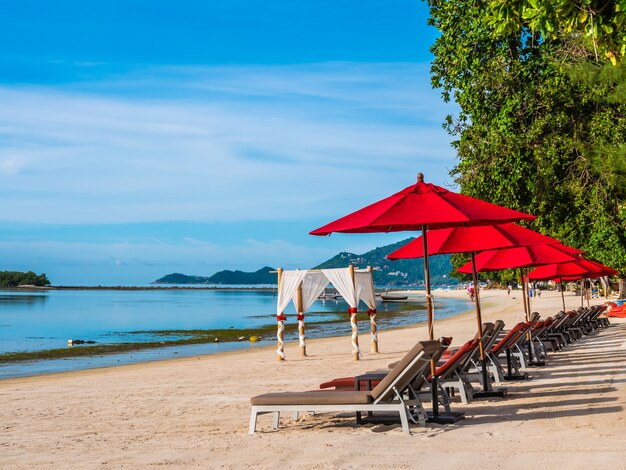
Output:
249,340,442,434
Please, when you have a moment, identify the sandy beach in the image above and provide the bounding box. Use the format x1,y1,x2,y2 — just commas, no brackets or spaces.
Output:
1,288,625,469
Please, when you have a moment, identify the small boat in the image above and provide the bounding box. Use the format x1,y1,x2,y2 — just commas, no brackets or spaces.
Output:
380,294,408,302
318,290,340,300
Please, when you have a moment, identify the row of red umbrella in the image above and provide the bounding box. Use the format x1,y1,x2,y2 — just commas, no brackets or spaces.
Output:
310,173,617,419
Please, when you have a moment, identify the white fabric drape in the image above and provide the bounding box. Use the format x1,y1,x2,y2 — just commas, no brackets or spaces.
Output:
292,271,329,312
322,268,360,359
356,270,379,352
355,270,376,309
276,270,307,315
321,268,358,307
275,269,307,360
288,271,328,349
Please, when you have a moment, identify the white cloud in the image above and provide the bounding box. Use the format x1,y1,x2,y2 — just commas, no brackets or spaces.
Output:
0,62,458,225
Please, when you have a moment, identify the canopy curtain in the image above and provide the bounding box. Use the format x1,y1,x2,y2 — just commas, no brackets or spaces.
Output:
321,268,358,307
322,268,360,359
292,271,329,312
275,269,307,360
290,271,329,352
355,270,375,309
276,270,307,315
355,270,379,353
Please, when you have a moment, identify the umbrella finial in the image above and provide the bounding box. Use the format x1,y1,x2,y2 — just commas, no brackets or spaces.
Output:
417,172,424,182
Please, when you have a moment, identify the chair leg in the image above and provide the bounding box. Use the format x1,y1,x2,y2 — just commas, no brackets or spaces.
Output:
399,408,411,434
272,411,280,429
249,409,258,435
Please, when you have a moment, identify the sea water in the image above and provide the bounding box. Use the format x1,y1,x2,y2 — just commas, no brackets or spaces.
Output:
0,288,470,378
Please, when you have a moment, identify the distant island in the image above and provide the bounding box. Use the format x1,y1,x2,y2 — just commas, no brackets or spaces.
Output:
154,239,454,286
0,271,51,287
154,267,276,285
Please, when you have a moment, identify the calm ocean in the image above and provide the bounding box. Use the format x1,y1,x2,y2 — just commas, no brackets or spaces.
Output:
0,288,470,378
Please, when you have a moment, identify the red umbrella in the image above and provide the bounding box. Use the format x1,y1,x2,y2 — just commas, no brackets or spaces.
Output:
387,223,560,259
527,258,605,281
387,223,558,398
457,244,578,273
311,175,535,235
311,173,535,421
457,243,580,366
528,258,615,309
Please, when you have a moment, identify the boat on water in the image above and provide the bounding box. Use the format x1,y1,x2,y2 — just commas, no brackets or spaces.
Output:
380,294,408,302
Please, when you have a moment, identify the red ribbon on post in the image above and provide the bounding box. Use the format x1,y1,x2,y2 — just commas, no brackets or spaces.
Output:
276,314,287,321
296,313,305,321
347,307,357,315
367,308,377,316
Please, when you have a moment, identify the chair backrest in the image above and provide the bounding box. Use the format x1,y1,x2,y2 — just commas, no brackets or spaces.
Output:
436,338,479,379
370,340,442,403
490,322,528,355
463,323,495,369
484,320,505,351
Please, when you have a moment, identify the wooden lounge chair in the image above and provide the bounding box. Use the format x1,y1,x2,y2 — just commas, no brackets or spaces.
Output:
249,340,442,434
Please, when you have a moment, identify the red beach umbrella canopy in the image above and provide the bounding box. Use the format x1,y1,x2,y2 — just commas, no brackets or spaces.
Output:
585,259,619,277
528,258,616,281
457,244,578,274
387,223,559,259
310,174,536,235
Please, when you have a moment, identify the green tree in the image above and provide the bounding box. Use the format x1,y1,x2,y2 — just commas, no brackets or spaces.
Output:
488,0,626,63
426,0,626,288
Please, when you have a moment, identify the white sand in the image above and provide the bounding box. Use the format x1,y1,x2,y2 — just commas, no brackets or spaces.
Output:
1,289,625,469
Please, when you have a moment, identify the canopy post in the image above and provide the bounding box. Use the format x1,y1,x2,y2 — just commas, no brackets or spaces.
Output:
560,275,566,312
276,267,285,362
367,266,379,353
297,284,306,357
348,264,360,361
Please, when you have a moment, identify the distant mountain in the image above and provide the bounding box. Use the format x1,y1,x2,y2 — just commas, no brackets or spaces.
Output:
154,267,276,285
153,273,211,284
314,238,454,286
154,240,455,286
207,266,276,285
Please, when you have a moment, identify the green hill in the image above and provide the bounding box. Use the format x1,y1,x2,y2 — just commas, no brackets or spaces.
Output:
154,240,454,286
154,267,276,285
206,266,276,285
314,238,453,286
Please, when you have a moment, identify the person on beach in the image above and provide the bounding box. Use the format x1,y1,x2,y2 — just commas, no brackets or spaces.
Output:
507,284,511,296
467,284,475,302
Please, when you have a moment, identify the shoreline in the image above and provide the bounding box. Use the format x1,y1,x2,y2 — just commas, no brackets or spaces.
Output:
0,289,467,377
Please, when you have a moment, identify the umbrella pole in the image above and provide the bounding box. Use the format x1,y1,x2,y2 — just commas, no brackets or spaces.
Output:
421,226,438,416
580,280,584,308
470,253,506,398
560,276,566,312
519,269,529,321
524,271,539,365
421,227,465,423
471,253,488,389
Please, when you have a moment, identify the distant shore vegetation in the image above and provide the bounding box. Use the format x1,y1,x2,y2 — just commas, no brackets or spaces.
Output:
0,271,50,287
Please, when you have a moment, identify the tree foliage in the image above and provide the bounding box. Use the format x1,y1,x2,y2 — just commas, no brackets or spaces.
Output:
426,0,626,277
488,0,626,63
0,271,50,287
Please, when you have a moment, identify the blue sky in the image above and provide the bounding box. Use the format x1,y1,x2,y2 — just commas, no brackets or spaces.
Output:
0,0,458,285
